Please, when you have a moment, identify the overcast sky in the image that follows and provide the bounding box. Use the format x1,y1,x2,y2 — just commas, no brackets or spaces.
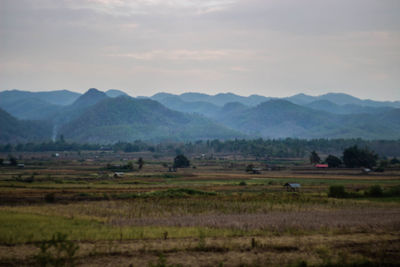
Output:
0,0,399,100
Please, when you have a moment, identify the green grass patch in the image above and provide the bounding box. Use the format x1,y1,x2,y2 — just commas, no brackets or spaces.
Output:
112,188,217,199
0,210,263,245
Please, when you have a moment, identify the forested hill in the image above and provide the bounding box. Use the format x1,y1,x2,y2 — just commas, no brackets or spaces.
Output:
215,99,400,140
0,108,52,143
58,96,242,143
1,88,400,143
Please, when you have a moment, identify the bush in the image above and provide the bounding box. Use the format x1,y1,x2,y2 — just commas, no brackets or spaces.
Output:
173,154,190,168
239,181,247,186
366,185,383,197
342,146,378,168
245,164,254,172
387,185,400,197
325,155,342,168
34,233,79,267
328,185,347,198
309,151,321,164
44,193,56,203
390,157,400,165
8,155,18,166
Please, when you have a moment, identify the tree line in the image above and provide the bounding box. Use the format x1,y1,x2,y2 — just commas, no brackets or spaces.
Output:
1,138,400,157
310,146,400,169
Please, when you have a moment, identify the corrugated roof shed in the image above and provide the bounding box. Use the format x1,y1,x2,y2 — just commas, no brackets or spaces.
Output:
284,183,301,188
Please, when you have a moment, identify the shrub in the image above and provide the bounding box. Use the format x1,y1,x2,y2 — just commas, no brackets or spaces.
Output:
137,157,144,170
173,154,190,168
325,155,342,168
342,146,378,168
44,193,56,203
34,233,79,267
245,164,254,172
309,151,321,164
390,157,400,165
328,185,347,198
367,185,383,197
8,155,18,166
239,181,247,186
387,185,400,197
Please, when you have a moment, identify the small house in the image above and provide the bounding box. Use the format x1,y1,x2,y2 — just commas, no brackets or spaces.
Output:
315,164,328,168
251,168,262,174
113,172,124,178
284,183,301,192
362,168,371,174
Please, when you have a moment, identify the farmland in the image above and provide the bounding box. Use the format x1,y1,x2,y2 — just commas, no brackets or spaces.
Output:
0,151,399,266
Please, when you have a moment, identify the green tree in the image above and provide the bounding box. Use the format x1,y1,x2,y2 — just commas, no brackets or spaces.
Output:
245,164,255,172
366,185,383,197
126,161,134,170
325,155,342,168
309,151,321,164
342,146,378,168
8,155,18,166
390,157,400,165
137,157,144,170
173,154,190,168
328,185,347,198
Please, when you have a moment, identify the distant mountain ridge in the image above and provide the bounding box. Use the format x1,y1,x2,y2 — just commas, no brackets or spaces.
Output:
152,92,271,107
150,91,399,117
216,99,400,139
0,89,82,120
0,89,81,106
286,92,400,108
0,108,52,143
1,88,400,143
59,95,242,143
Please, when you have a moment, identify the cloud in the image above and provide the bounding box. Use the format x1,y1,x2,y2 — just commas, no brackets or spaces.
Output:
63,0,237,16
1,0,400,100
108,49,254,61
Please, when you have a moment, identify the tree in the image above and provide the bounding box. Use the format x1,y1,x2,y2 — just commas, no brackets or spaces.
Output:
309,151,321,164
367,185,383,197
342,146,378,168
137,157,144,170
390,157,400,165
126,161,134,170
328,185,347,198
245,164,255,172
8,155,18,166
173,154,190,168
325,155,342,168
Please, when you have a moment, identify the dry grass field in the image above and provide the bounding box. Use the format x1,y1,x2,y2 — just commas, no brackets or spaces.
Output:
0,151,399,266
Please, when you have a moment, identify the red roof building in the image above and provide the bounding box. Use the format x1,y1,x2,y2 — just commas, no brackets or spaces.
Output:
315,164,328,168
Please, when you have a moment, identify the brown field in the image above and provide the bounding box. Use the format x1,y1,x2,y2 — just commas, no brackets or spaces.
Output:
0,151,400,266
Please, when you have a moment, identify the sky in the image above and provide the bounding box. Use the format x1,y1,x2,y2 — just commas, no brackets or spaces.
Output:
0,0,399,100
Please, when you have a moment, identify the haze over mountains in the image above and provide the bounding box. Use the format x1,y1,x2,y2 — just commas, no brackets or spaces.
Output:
1,88,400,143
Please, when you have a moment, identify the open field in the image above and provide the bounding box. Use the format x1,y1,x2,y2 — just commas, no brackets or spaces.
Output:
1,152,400,266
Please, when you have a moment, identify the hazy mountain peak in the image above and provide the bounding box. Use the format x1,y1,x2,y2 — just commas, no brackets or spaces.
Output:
151,92,177,101
318,92,361,105
86,88,103,94
70,88,108,109
106,89,128,98
284,93,316,105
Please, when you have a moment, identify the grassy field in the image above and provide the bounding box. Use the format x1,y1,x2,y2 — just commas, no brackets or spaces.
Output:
0,152,399,266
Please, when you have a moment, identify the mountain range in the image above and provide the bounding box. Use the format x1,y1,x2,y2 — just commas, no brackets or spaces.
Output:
1,88,399,143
